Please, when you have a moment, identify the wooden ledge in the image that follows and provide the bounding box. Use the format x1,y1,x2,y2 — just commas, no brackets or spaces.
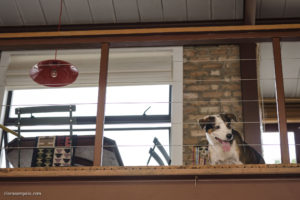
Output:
1,164,300,179
1,24,300,39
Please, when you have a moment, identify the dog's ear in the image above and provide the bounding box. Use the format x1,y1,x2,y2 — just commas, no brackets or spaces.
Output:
199,116,214,129
199,118,208,129
220,113,237,122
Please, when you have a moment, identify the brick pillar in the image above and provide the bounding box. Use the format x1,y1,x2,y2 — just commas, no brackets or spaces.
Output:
183,45,243,165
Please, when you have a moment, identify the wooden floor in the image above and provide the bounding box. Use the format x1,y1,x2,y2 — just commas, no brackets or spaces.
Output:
1,164,300,178
1,164,300,200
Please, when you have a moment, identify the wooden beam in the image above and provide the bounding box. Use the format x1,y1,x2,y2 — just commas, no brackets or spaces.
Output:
1,175,300,200
239,43,261,153
1,24,300,39
1,29,300,51
272,37,290,164
244,0,256,25
1,165,300,178
93,43,109,166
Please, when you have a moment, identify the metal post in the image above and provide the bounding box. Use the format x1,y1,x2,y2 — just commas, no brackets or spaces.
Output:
17,108,21,168
69,105,73,165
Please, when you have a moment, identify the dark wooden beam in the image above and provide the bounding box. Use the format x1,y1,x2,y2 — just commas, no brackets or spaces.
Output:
0,29,300,51
1,174,300,200
272,37,290,164
0,20,244,33
93,43,109,166
244,0,256,25
239,43,261,153
0,18,299,34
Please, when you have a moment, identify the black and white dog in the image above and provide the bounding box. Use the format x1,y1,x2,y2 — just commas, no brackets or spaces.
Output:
199,114,265,165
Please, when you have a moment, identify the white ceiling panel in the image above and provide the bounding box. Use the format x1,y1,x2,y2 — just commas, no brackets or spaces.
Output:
40,0,70,25
212,0,236,20
64,0,93,24
284,79,298,97
15,0,46,25
259,43,274,59
259,60,275,79
259,42,300,98
187,0,211,21
88,0,116,23
162,0,187,22
282,60,300,78
295,80,300,96
113,0,140,23
260,79,275,98
281,42,300,59
285,0,300,18
235,0,244,19
259,0,285,18
138,0,163,22
0,0,23,26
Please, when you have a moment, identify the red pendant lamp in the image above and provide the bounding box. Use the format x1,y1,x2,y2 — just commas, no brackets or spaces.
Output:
30,59,78,87
30,0,78,87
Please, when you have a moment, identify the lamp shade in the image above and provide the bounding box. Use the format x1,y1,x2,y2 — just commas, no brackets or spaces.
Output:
30,59,78,87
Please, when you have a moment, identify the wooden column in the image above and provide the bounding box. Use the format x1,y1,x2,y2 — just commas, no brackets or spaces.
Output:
244,0,256,25
93,43,109,166
240,43,262,153
272,37,290,164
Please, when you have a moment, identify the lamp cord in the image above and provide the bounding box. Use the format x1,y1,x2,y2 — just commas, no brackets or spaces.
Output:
54,0,63,60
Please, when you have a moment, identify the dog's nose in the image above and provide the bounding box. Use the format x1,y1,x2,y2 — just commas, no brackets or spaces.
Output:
226,134,233,140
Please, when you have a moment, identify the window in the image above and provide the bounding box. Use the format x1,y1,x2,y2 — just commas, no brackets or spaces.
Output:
1,85,172,167
262,132,296,164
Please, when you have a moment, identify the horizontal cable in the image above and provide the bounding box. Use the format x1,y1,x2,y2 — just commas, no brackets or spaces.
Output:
1,143,298,150
2,122,273,128
0,98,289,108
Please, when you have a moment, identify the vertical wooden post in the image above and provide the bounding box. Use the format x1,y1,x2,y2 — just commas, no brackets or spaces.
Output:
240,43,262,153
272,37,290,164
244,0,256,25
93,43,109,166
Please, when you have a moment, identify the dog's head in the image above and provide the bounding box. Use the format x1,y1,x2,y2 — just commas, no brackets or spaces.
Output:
199,114,237,150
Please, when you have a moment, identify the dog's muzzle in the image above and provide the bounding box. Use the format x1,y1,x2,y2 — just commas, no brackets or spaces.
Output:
226,133,233,141
215,134,233,152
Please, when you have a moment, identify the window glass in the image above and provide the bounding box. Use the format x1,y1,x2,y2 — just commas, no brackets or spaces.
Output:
105,85,170,116
9,85,170,118
104,129,169,166
3,85,171,168
262,132,296,164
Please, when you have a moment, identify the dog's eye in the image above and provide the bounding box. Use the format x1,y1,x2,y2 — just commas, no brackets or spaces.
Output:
215,125,220,129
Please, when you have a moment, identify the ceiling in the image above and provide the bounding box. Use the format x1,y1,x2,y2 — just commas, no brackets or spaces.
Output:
0,0,300,28
259,42,300,98
1,0,300,99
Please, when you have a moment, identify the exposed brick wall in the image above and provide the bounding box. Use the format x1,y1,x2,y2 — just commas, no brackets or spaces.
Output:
183,45,243,165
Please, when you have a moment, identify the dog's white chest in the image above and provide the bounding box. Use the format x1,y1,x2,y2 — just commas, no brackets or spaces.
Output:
209,141,242,165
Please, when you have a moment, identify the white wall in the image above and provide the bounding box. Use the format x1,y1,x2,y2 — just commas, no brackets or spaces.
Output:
170,47,183,165
0,52,8,168
0,52,9,124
